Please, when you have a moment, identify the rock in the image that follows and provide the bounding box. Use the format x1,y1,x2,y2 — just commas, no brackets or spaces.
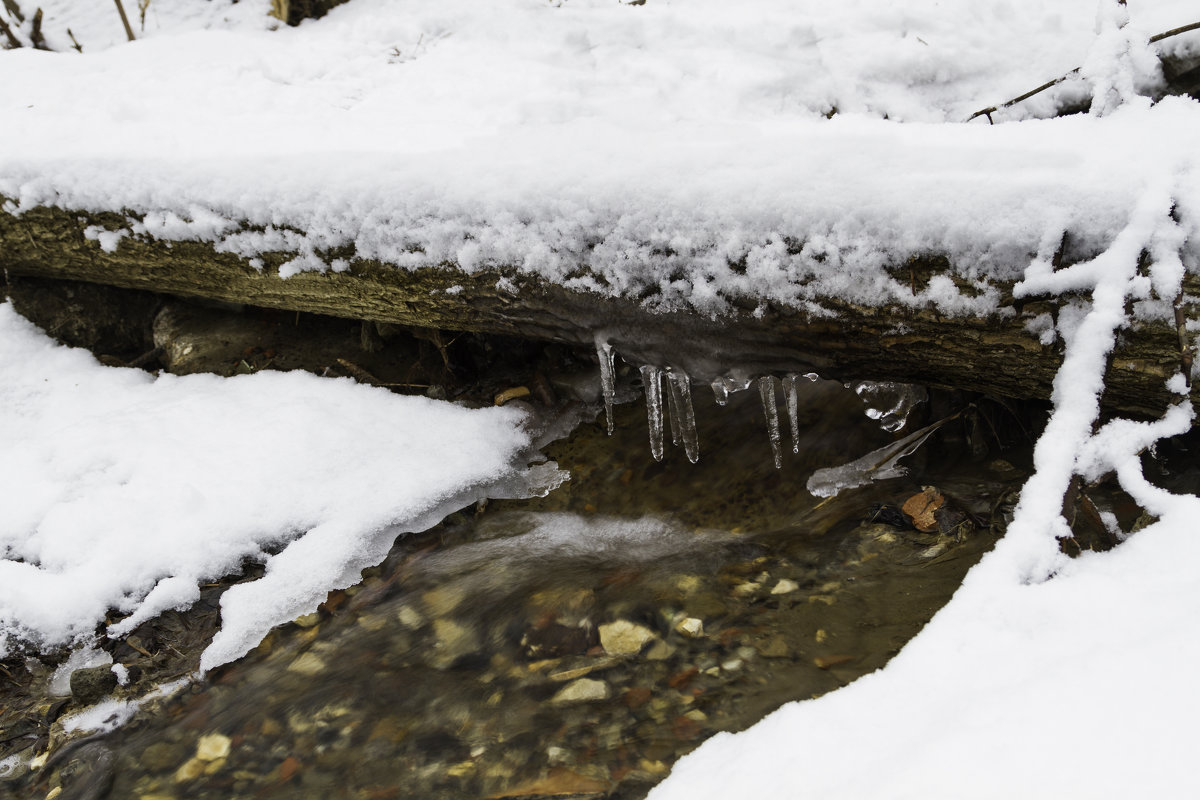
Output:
69,665,118,705
396,604,425,629
520,622,595,660
174,757,207,783
287,652,326,676
430,619,480,669
423,585,466,617
732,581,761,597
674,617,704,638
644,640,675,661
550,678,610,705
598,620,657,656
293,612,321,628
755,637,790,659
771,579,800,595
195,733,232,762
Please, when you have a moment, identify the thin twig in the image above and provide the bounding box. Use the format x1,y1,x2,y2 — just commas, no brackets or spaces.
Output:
966,18,1200,123
113,0,135,41
66,27,81,52
1174,299,1194,388
29,6,45,49
2,0,24,23
0,14,21,48
1149,20,1200,44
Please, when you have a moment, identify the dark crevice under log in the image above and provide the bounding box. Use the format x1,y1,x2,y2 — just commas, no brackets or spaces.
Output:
2,203,1196,418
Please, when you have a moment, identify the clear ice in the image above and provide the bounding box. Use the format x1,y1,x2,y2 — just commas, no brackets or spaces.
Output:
640,365,665,462
711,374,753,406
853,381,928,432
666,367,700,464
805,415,951,497
782,374,802,455
596,338,617,435
758,376,783,469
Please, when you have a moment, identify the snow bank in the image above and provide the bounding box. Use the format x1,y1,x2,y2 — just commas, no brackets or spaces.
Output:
0,303,548,669
2,1,1199,317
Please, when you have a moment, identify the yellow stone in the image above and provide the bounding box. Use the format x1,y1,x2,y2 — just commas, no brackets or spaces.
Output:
195,733,232,761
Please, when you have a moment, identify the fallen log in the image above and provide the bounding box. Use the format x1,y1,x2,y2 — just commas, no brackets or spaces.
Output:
1,201,1196,418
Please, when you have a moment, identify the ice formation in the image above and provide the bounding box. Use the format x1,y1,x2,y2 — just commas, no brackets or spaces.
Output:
640,365,665,462
853,381,929,432
758,376,784,470
666,368,700,464
805,415,955,498
596,338,617,436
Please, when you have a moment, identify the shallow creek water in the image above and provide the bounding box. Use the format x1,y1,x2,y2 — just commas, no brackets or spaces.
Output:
7,379,1028,800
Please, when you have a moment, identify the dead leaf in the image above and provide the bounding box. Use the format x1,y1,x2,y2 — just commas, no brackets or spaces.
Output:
902,486,945,532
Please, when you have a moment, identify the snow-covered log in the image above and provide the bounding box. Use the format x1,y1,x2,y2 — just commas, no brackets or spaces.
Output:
2,201,1194,417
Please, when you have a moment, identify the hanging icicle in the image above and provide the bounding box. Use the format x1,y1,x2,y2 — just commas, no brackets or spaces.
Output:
640,365,665,462
710,374,753,406
782,374,801,454
596,338,617,435
666,367,700,464
664,367,682,447
758,375,783,469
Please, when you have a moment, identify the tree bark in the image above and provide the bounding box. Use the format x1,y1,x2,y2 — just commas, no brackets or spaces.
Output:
1,202,1195,417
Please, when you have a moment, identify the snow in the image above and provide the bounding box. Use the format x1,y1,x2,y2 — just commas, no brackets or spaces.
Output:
0,303,549,669
2,1,1199,317
3,0,1200,795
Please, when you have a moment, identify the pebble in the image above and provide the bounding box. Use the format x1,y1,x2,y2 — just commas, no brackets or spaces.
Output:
755,637,790,658
645,640,675,661
771,579,800,595
69,665,118,705
287,652,326,676
550,678,610,705
732,582,760,596
293,612,321,628
423,585,466,616
396,605,425,629
430,619,480,669
195,733,232,762
674,617,704,638
598,620,657,656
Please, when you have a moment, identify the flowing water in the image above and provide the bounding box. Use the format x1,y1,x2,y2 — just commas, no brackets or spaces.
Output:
3,374,1030,800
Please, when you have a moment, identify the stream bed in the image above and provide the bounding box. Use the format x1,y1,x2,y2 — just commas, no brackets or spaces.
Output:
0,299,1034,800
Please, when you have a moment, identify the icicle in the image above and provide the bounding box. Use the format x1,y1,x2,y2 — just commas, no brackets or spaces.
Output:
758,375,783,469
640,365,665,462
666,367,699,463
711,378,730,406
665,368,682,447
596,338,617,435
710,374,753,406
782,374,801,454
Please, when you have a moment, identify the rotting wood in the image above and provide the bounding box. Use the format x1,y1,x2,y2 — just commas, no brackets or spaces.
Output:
1,201,1196,418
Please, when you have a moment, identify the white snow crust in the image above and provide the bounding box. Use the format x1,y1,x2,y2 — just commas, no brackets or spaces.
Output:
0,303,540,668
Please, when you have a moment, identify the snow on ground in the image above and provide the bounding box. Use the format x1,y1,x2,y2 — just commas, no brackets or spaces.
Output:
0,303,553,669
2,1,1199,317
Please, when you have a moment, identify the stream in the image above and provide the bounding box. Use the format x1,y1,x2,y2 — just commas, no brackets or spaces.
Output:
0,306,1033,800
